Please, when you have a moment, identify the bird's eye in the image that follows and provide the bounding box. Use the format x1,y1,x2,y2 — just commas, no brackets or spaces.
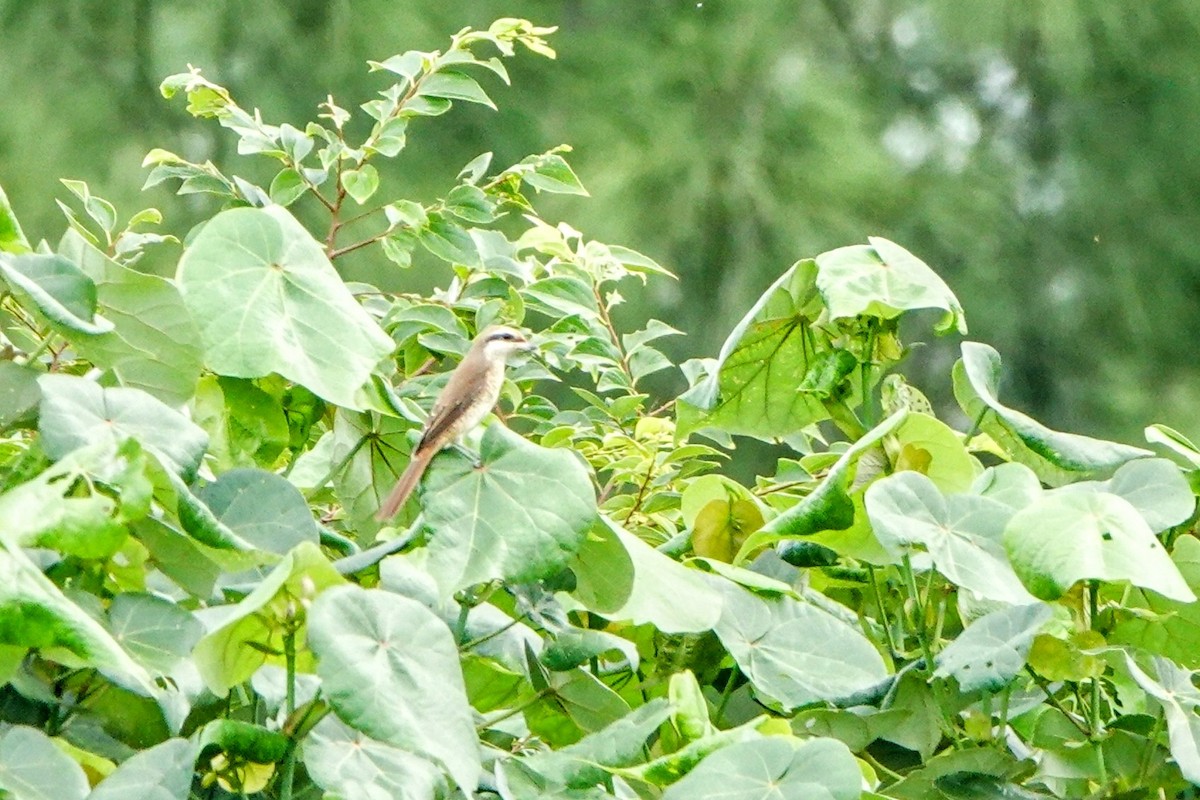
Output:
494,332,515,341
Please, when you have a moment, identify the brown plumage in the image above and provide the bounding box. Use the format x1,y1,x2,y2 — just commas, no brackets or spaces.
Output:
376,325,534,520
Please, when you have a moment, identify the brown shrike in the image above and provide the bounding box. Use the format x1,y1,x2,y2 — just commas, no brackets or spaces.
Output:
376,325,535,519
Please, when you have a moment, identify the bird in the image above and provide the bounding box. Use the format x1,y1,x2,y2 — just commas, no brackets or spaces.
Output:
376,325,535,520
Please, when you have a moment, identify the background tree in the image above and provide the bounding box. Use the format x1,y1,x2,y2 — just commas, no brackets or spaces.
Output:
2,0,1197,448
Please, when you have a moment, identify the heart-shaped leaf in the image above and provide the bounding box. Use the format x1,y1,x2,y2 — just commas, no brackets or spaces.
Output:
1003,491,1194,602
866,471,1035,603
303,715,448,800
710,576,888,708
1059,457,1195,532
108,593,204,676
307,585,480,792
676,259,833,440
37,374,208,478
934,603,1052,692
0,726,89,800
420,423,596,597
176,205,394,409
661,737,862,800
194,468,320,555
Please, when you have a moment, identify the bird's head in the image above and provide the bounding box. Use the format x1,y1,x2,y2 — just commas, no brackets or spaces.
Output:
474,325,537,362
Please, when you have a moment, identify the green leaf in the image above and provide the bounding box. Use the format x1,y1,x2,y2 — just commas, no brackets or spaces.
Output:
676,259,830,440
617,717,766,786
661,737,861,800
691,558,796,596
1145,423,1200,468
1124,654,1200,786
520,152,588,196
107,592,204,675
166,468,254,551
523,276,599,319
0,443,137,559
307,584,480,792
368,51,423,84
882,748,1026,800
196,719,289,763
1111,536,1200,668
710,576,888,708
815,236,967,334
192,542,345,696
865,471,1035,603
669,670,711,741
934,772,1055,800
444,184,497,224
342,164,380,205
953,342,1151,486
87,738,200,800
0,543,152,691
525,667,631,745
192,376,290,471
569,517,723,634
420,212,481,266
934,603,1052,692
0,253,112,336
37,374,208,478
268,167,307,206
303,715,448,800
521,700,674,788
194,468,320,555
419,424,596,598
892,412,977,494
132,518,221,599
1003,491,1194,602
1060,457,1195,532
0,726,89,800
541,627,639,672
58,229,202,406
1027,630,1105,681
176,205,394,409
971,462,1043,512
608,244,673,279
60,179,117,235
691,496,763,564
418,70,496,109
0,362,40,430
736,410,908,561
0,183,31,253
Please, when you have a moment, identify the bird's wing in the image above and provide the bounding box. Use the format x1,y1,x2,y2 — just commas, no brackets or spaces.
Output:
417,360,494,451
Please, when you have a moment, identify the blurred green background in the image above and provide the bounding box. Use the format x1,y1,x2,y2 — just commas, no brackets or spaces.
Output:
3,0,1197,444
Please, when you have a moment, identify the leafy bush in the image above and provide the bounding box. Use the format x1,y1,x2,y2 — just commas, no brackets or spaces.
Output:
0,18,1198,800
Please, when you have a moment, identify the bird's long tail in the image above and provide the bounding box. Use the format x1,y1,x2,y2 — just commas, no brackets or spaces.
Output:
376,449,435,520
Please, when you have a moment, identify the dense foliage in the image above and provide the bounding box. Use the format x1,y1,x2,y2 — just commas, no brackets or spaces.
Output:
1,19,1199,800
